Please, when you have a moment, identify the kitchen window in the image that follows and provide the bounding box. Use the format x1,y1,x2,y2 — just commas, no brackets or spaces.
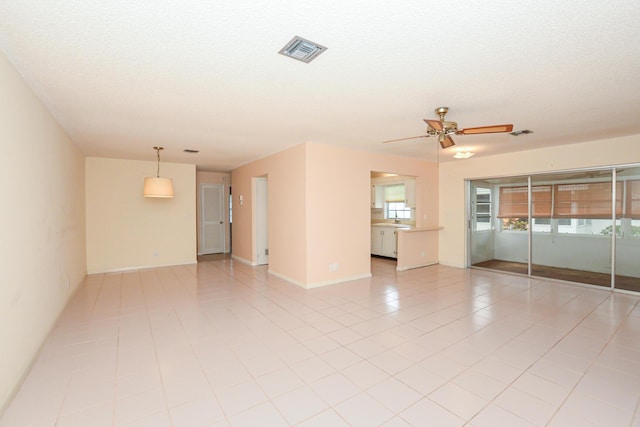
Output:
387,202,411,219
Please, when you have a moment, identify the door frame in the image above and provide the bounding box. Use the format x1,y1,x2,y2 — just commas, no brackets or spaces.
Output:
254,177,269,265
198,183,226,255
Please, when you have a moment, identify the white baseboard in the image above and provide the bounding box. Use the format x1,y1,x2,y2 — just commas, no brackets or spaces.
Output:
231,254,257,266
268,270,372,289
396,261,439,271
87,260,197,275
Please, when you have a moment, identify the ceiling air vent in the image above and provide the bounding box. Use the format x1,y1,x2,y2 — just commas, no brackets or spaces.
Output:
278,36,327,63
510,129,534,136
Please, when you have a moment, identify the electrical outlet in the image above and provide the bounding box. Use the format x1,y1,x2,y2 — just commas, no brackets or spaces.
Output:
329,262,339,272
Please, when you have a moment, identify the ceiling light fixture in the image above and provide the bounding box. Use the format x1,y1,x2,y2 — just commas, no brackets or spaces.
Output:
453,150,474,159
278,36,327,63
143,146,174,198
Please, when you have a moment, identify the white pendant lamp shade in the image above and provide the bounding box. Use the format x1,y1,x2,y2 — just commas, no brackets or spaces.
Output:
144,146,174,198
143,177,174,198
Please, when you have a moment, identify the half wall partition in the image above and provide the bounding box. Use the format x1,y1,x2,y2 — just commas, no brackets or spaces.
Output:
468,165,640,292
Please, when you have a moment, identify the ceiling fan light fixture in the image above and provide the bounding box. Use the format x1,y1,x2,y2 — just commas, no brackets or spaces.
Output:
458,124,514,135
439,135,455,149
383,107,513,154
453,150,474,159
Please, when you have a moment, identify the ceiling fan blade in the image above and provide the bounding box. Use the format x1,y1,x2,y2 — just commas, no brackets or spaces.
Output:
456,124,514,135
382,135,429,144
424,119,443,131
439,135,455,149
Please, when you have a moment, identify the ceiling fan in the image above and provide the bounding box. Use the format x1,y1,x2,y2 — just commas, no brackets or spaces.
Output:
383,107,513,149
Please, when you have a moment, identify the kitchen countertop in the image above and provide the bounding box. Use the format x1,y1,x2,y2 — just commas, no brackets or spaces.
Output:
371,223,412,228
399,226,443,232
371,223,442,232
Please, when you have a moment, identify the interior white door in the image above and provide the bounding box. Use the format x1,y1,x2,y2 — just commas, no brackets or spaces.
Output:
200,183,225,254
256,177,269,265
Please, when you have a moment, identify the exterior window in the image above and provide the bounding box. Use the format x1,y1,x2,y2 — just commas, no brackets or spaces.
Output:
382,184,412,220
532,218,551,232
502,218,528,231
558,219,621,235
498,185,551,231
554,182,622,218
489,179,640,235
387,202,411,219
475,188,492,231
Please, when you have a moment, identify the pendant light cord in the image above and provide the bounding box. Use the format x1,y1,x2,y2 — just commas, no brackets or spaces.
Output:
153,146,164,178
156,148,160,177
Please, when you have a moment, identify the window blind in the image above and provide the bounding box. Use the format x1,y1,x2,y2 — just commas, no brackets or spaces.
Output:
497,185,552,218
384,184,405,202
627,180,640,219
553,181,622,218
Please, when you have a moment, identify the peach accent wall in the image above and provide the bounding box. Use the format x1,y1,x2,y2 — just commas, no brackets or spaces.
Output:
86,157,197,273
304,143,372,285
438,135,640,268
196,171,231,253
397,229,440,270
231,142,438,288
0,53,86,412
231,144,308,283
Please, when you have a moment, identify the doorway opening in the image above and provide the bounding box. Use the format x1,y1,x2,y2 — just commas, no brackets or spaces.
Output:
370,171,416,264
255,176,269,265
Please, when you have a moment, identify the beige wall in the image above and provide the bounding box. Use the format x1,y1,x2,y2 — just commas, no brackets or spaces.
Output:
231,142,438,288
86,157,197,273
0,53,86,412
196,171,231,253
438,135,640,267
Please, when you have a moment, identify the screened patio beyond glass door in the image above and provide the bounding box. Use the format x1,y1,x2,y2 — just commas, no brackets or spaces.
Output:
468,167,640,292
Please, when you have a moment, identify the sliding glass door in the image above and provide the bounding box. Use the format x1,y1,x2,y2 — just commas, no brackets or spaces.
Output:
615,167,640,292
530,171,615,288
468,165,640,292
469,177,528,275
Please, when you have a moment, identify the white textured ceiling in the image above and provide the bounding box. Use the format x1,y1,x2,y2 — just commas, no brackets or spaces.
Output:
1,1,639,171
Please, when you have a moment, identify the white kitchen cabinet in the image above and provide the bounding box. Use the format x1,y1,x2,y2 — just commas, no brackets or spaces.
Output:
404,179,416,208
382,229,397,257
371,226,399,258
371,226,384,255
371,184,385,208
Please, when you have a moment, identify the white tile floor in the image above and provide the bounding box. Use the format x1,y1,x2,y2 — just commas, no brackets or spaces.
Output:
1,257,640,426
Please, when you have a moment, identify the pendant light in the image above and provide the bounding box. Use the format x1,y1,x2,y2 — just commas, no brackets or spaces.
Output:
143,146,174,198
